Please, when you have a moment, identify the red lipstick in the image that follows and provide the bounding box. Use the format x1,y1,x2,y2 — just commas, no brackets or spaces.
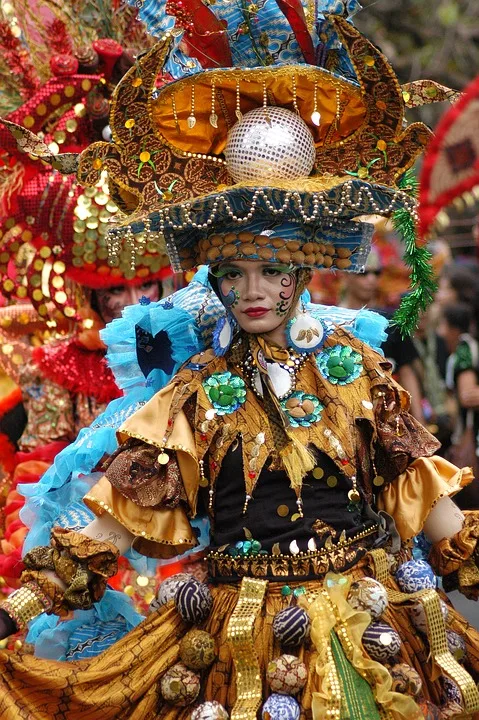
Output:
244,307,269,317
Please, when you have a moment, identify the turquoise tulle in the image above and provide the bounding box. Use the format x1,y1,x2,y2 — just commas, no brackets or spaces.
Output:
18,269,388,659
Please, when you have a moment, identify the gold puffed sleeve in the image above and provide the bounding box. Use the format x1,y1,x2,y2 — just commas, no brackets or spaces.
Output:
377,456,473,542
83,382,201,559
84,476,198,559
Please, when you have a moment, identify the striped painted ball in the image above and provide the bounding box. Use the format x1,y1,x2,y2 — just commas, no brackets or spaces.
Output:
160,662,200,706
175,580,213,624
191,701,229,719
362,621,401,662
150,573,192,611
267,654,307,695
395,560,436,593
262,693,300,720
272,607,311,648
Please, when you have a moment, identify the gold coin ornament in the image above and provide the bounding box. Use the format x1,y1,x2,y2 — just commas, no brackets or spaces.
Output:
157,452,169,465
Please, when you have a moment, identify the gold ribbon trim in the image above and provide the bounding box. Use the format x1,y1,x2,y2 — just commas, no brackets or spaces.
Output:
370,549,479,716
227,576,268,720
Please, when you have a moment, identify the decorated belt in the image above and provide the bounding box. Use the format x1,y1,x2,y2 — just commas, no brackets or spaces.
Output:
208,524,380,582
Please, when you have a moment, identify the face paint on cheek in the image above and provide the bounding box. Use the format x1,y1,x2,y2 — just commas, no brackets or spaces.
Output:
220,280,240,309
275,273,296,317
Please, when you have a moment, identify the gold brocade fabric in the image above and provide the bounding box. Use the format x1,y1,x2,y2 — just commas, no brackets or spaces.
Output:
117,326,440,517
378,457,473,542
429,511,479,599
1,558,479,719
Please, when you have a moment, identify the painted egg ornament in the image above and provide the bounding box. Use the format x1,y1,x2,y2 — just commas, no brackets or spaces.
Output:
389,663,422,697
395,560,436,593
267,654,308,695
347,578,388,619
191,701,229,719
150,573,193,611
160,662,200,706
179,629,216,670
410,597,449,634
175,579,213,624
362,621,401,662
446,630,466,661
262,693,301,720
272,607,311,647
442,677,462,705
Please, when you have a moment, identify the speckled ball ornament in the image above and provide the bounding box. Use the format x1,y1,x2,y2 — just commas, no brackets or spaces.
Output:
267,654,308,695
362,621,401,662
389,663,422,697
446,630,466,661
272,607,311,648
347,578,388,620
395,560,436,593
150,573,192,612
160,662,200,706
262,693,301,720
410,597,449,634
191,701,229,719
442,677,462,705
175,579,213,624
179,629,216,671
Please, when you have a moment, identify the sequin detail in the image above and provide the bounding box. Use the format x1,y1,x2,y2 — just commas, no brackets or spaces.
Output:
202,371,246,415
316,344,363,385
280,390,323,427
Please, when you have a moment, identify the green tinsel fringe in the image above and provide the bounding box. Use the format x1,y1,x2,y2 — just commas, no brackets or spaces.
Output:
391,170,438,337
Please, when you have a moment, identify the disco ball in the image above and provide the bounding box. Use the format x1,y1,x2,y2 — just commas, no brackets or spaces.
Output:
224,107,316,183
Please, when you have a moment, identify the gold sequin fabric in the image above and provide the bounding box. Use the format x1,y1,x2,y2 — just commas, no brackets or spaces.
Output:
1,558,478,719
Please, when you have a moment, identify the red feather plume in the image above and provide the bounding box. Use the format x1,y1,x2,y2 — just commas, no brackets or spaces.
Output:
274,0,315,64
166,0,232,68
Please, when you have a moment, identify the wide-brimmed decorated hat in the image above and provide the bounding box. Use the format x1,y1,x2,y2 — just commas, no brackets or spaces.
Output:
3,0,458,326
0,0,170,321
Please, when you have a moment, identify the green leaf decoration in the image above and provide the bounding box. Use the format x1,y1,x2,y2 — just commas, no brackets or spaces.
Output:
391,169,438,337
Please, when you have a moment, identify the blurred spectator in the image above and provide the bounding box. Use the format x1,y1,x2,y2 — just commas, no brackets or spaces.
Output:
438,302,479,509
413,308,453,450
339,251,425,423
436,264,477,308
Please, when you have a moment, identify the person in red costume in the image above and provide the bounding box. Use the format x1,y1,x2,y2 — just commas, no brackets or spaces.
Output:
0,4,171,588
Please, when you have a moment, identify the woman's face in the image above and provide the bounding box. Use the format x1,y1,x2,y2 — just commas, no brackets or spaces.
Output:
214,259,297,338
94,281,161,323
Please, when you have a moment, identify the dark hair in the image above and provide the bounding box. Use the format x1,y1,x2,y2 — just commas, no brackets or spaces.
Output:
443,264,477,305
442,302,472,334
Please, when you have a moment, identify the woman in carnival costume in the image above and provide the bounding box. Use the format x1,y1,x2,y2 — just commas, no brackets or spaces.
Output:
0,2,170,613
0,1,478,718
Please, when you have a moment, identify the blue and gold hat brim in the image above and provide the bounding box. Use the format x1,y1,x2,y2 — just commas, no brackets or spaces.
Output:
133,176,416,272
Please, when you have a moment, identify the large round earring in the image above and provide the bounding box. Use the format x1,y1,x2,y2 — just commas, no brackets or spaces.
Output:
286,310,327,354
212,314,237,356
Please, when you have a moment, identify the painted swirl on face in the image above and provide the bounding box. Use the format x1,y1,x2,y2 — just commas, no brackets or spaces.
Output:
219,280,240,308
275,273,296,317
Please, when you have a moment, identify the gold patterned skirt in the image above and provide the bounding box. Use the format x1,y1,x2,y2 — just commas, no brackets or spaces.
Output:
0,554,479,720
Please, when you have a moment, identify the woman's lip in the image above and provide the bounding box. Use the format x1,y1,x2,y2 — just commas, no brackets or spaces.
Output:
243,308,269,317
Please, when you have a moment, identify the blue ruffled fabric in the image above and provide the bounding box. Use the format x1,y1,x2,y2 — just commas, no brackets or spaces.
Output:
19,268,387,659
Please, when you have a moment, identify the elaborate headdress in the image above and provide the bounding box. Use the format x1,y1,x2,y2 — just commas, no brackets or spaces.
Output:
3,0,458,328
0,0,170,321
